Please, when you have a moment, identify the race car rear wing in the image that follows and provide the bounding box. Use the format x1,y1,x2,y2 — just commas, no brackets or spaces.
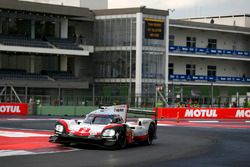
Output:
127,108,158,124
93,104,157,124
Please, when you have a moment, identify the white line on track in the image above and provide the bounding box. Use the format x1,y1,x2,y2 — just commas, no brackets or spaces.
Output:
189,121,219,123
0,149,80,157
0,127,53,132
0,130,50,137
0,150,33,157
5,118,58,121
245,121,250,123
157,124,174,127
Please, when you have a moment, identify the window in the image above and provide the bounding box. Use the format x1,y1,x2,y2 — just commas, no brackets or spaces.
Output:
207,65,216,76
186,64,196,75
208,39,217,49
169,35,175,46
169,63,174,75
186,36,196,47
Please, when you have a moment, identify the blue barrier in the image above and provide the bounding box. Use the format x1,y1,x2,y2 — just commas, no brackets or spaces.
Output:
169,74,250,83
169,45,250,57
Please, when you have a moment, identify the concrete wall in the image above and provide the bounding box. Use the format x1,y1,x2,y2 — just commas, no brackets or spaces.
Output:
183,16,249,27
37,106,98,116
169,57,250,77
170,27,249,51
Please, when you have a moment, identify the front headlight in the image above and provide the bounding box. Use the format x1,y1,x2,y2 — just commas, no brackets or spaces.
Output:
55,124,64,132
102,129,116,137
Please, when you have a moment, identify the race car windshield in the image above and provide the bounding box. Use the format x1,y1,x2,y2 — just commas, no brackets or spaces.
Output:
84,115,95,124
92,116,112,125
84,115,113,125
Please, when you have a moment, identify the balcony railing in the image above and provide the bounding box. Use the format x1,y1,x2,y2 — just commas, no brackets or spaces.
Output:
169,45,250,57
169,74,250,83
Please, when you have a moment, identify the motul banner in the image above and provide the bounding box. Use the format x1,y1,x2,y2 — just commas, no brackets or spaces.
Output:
0,103,28,115
156,108,250,119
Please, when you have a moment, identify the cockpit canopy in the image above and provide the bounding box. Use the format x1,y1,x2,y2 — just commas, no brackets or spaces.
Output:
84,114,124,125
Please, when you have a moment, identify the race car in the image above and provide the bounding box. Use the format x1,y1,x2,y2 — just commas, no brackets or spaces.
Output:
49,105,157,149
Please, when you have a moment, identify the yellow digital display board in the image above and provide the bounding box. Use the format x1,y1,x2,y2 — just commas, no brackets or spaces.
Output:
145,18,164,40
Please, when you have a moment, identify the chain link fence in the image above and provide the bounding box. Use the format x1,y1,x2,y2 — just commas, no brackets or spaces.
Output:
1,94,250,109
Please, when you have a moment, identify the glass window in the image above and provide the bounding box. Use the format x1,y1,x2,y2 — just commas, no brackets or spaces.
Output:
169,63,174,75
186,64,196,75
94,18,136,47
169,35,175,46
186,36,196,47
207,65,216,76
208,39,217,49
94,51,135,79
142,51,164,79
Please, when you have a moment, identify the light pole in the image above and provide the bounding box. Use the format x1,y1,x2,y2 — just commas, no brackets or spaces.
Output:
211,82,214,107
128,19,134,106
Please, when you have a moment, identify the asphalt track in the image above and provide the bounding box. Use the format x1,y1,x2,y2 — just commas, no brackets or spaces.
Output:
0,117,250,167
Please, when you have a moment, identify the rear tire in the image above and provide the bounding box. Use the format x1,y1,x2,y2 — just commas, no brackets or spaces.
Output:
144,123,155,145
62,142,71,147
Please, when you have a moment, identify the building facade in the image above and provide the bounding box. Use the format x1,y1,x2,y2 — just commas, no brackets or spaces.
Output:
93,8,169,106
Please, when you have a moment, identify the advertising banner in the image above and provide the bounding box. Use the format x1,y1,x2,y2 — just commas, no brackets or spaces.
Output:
156,108,250,119
0,103,28,115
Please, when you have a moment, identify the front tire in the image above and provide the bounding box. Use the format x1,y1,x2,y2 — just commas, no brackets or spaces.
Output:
116,127,127,149
103,127,127,150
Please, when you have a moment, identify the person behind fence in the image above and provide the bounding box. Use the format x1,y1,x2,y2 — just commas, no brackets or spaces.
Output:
176,101,185,108
244,99,248,108
186,99,192,108
156,99,164,107
193,100,200,108
248,100,250,108
232,101,237,107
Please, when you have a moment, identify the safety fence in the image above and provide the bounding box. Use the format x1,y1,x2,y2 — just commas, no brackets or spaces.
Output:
1,94,250,109
1,102,250,120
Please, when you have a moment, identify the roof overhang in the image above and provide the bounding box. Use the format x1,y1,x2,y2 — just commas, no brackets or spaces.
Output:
0,0,94,19
170,20,250,35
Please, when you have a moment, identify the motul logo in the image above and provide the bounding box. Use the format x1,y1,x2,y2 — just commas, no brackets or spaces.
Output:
185,109,218,118
235,110,250,118
0,106,21,113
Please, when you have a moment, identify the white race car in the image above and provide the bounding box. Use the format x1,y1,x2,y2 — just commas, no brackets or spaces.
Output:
49,105,157,149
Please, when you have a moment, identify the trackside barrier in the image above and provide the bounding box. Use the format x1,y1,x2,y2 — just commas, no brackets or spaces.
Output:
37,106,98,116
155,108,250,119
0,103,28,116
128,108,157,124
